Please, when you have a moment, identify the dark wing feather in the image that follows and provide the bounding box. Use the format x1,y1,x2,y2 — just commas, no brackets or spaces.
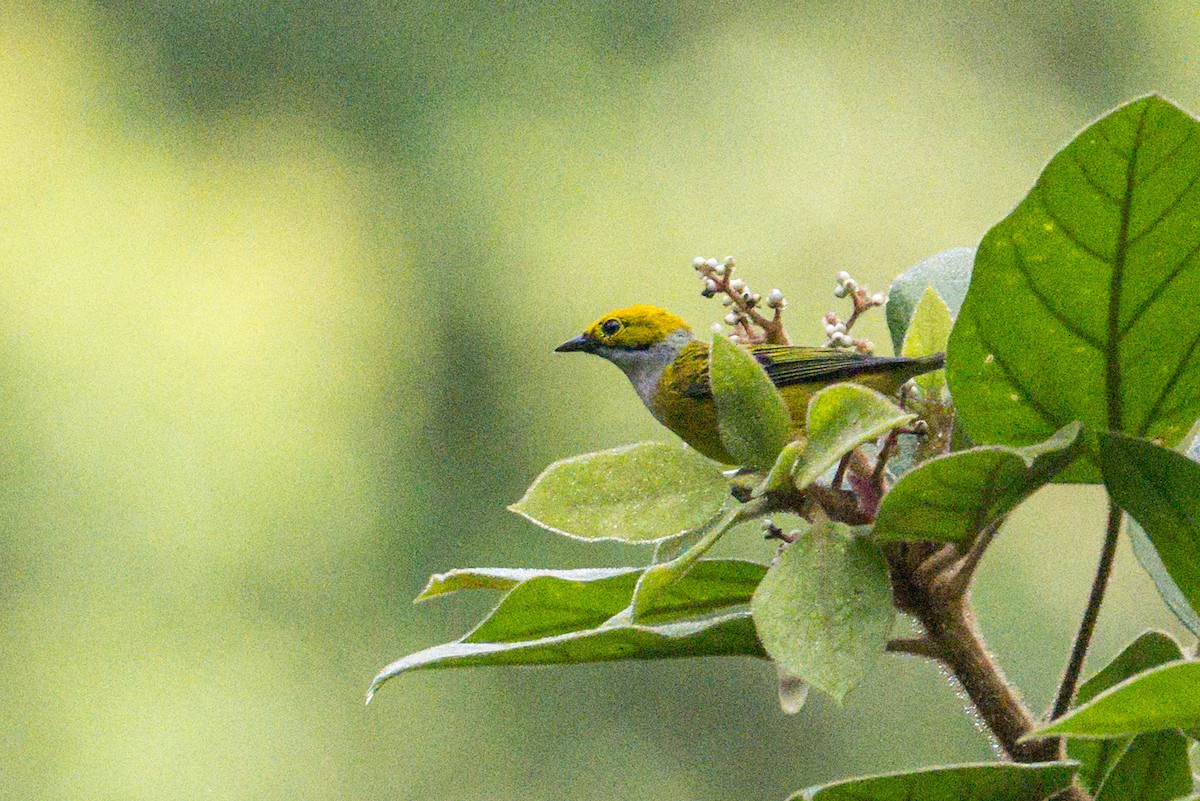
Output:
676,342,939,399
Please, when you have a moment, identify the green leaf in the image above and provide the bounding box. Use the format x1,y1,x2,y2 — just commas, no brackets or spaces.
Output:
416,566,634,601
509,441,729,542
793,761,1078,801
710,333,792,471
1069,631,1185,792
792,384,915,490
1035,661,1200,738
1098,432,1200,633
632,502,772,619
366,611,764,703
947,95,1200,481
1128,520,1200,637
902,286,954,399
750,521,893,702
1093,729,1193,801
873,421,1082,541
461,559,766,642
886,246,975,353
756,439,806,496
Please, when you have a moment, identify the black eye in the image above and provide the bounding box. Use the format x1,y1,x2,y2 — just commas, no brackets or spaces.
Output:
601,319,621,337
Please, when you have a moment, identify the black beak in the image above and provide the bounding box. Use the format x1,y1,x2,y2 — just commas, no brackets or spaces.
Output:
555,334,594,353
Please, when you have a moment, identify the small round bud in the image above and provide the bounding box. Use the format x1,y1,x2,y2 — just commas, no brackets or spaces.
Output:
767,288,784,306
722,296,734,306
843,278,858,292
723,256,735,266
871,293,886,305
823,311,839,324
833,285,847,298
824,324,837,336
833,322,847,334
705,258,719,269
729,278,746,291
693,256,706,269
724,312,739,326
711,323,724,334
714,264,726,276
835,270,851,283
728,334,740,344
705,278,718,293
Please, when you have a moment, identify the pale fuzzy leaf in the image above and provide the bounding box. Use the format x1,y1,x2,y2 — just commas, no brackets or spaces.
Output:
751,521,893,702
509,441,728,542
710,333,792,471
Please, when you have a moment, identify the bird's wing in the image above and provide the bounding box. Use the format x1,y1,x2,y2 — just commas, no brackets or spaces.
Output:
675,342,919,399
749,344,899,388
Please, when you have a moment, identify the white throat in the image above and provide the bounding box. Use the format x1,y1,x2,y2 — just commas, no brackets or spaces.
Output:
600,328,693,417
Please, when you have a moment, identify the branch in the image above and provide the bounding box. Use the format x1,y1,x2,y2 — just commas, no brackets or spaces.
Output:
1051,499,1124,719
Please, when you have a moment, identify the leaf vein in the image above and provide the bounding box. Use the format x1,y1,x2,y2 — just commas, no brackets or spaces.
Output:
1012,243,1105,348
1071,151,1123,206
1035,188,1115,265
1119,236,1200,338
1138,324,1200,437
1126,164,1200,249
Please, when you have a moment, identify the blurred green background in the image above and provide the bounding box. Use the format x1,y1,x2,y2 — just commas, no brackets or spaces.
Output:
1,2,1197,799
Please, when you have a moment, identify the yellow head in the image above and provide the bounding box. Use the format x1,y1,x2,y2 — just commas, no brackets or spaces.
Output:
555,305,692,354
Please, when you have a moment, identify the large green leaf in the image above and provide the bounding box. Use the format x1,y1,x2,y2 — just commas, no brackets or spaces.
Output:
1093,729,1192,801
1069,631,1185,793
902,286,954,399
790,384,915,490
508,441,729,542
1098,432,1200,633
750,521,893,702
1035,661,1200,738
710,333,792,471
793,761,1078,801
873,421,1082,541
366,611,764,703
461,559,766,642
947,95,1200,481
886,246,975,353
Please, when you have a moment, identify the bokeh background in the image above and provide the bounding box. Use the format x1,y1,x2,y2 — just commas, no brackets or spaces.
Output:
1,2,1198,799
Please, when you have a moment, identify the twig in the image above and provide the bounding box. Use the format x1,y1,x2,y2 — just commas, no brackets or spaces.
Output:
886,637,943,660
1051,500,1124,720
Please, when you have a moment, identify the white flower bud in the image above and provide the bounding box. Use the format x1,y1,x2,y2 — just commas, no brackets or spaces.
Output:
724,312,739,326
714,263,726,276
705,258,719,269
843,278,858,292
705,278,718,293
871,293,886,305
722,296,734,306
767,288,784,306
729,278,746,291
728,334,740,344
723,256,736,266
833,322,847,334
693,256,706,269
835,270,851,283
711,323,724,334
833,285,847,298
824,323,837,336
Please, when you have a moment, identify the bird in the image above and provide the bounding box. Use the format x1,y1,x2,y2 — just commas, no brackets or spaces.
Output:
556,304,944,465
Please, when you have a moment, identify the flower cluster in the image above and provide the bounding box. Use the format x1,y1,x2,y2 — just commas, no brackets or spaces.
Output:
693,256,791,346
823,271,886,353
